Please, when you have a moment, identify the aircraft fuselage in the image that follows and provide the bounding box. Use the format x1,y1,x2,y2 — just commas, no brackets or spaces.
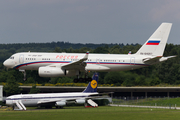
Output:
3,52,148,72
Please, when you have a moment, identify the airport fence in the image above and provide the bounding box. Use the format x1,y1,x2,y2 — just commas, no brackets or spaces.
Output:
112,96,180,109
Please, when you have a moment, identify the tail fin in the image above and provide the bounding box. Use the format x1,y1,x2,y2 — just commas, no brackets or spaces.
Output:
135,23,172,56
83,73,99,93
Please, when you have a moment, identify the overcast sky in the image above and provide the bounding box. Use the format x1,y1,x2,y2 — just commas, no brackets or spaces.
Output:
0,0,180,45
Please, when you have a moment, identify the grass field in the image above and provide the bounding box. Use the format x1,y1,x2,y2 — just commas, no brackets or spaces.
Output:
0,106,180,120
113,97,180,107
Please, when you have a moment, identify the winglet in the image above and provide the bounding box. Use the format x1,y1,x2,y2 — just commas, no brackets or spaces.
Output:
80,51,89,61
83,73,99,93
83,51,89,60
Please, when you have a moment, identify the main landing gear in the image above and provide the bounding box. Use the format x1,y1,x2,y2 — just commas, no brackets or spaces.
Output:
73,71,92,83
73,78,92,83
19,69,26,81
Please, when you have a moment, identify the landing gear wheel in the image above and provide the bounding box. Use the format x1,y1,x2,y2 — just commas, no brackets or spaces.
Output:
56,106,63,109
19,69,26,81
86,78,92,82
74,78,78,83
79,78,86,82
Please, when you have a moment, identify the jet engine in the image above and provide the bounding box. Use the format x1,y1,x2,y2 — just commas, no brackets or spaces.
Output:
55,101,66,106
75,99,86,104
38,67,79,77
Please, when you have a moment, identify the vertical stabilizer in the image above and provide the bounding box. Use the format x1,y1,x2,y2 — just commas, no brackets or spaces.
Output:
83,73,99,93
135,23,172,56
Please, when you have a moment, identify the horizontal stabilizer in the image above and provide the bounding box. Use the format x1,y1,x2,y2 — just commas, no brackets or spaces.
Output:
159,55,176,62
143,56,162,63
143,55,176,64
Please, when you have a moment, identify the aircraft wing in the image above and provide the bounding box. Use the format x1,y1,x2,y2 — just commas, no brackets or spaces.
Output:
37,99,58,104
61,51,89,70
37,98,76,104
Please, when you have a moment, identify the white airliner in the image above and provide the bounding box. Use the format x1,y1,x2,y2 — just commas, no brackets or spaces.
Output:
3,23,175,82
5,73,102,110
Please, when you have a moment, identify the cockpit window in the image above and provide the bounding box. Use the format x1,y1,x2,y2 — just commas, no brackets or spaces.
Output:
9,56,14,59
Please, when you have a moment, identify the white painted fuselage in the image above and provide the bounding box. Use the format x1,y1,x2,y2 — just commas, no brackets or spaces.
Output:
3,52,147,71
6,92,98,107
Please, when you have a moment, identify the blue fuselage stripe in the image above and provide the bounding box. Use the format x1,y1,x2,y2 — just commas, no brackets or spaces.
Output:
6,95,88,100
14,61,148,69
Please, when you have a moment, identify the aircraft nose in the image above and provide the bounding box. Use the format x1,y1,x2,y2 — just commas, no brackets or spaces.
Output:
3,60,9,67
3,60,13,68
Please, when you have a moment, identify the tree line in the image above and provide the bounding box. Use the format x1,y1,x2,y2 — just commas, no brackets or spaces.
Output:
0,41,127,63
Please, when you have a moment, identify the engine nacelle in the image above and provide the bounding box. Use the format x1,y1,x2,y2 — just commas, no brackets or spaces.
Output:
55,101,66,106
75,99,86,104
38,67,79,77
39,67,65,77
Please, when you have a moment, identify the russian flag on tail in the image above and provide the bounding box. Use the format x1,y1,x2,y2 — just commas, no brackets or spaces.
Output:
146,40,160,45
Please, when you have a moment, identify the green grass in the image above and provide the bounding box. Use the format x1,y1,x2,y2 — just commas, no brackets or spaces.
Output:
0,106,180,120
113,97,180,107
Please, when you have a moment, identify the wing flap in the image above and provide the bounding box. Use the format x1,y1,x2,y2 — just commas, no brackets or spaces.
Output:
37,98,78,105
37,99,57,104
61,51,89,70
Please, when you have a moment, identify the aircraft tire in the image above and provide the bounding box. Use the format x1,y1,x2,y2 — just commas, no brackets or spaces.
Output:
56,106,63,109
74,78,78,83
79,78,83,82
85,78,92,82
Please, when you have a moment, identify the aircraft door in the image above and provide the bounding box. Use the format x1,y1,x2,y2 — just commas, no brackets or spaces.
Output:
19,54,24,64
130,57,135,69
96,58,100,65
